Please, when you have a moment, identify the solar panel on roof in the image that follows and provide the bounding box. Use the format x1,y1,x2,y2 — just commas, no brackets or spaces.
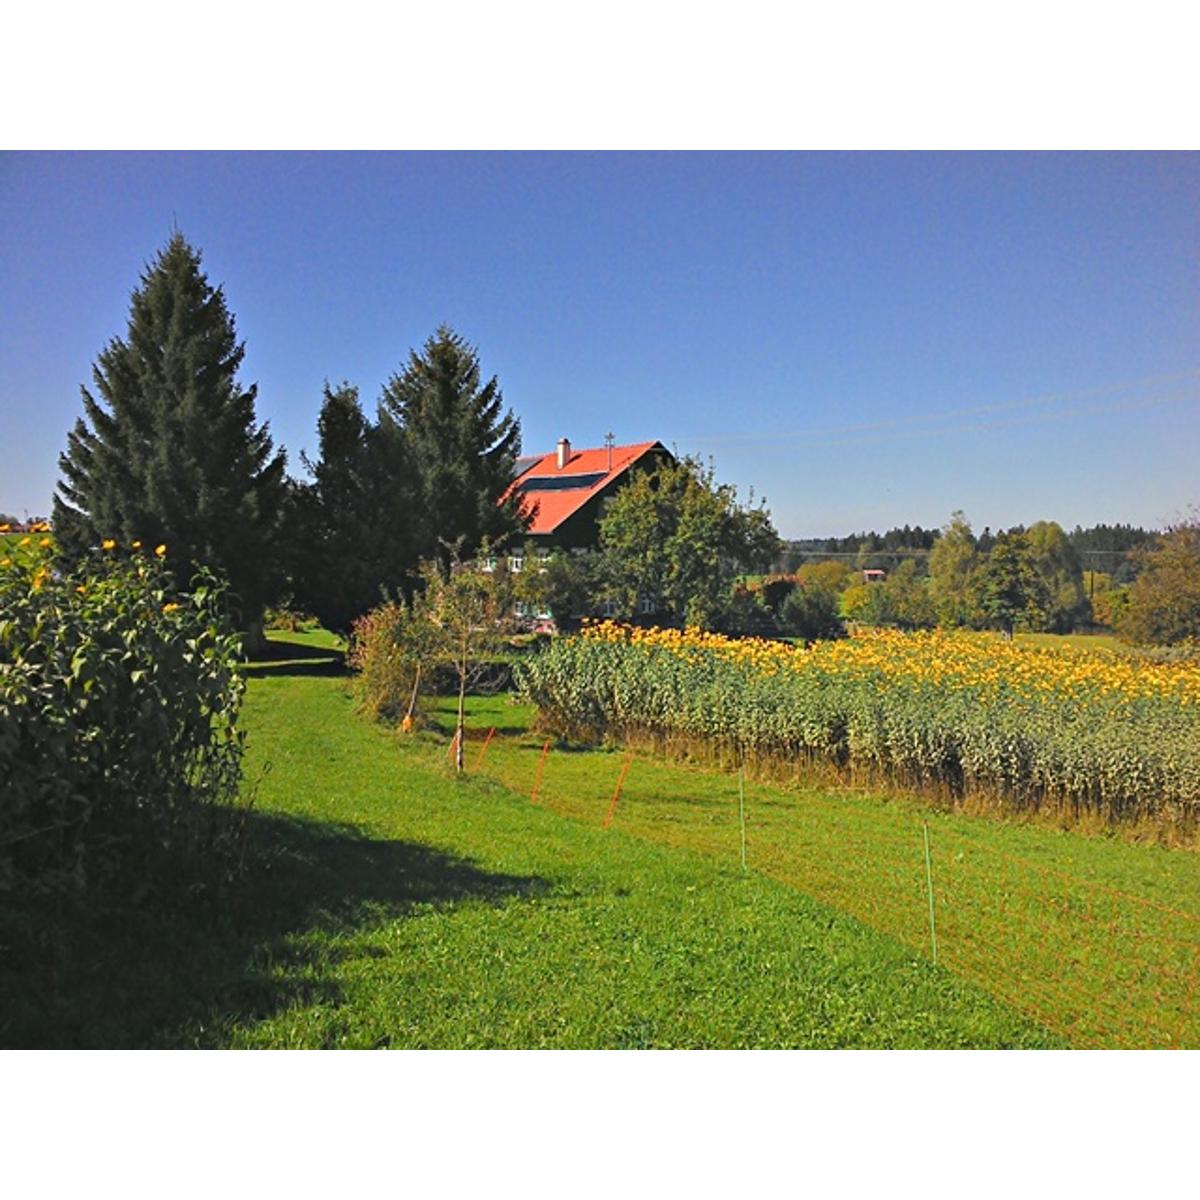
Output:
516,472,607,493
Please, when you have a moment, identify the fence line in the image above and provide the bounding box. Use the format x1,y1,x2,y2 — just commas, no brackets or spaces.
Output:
465,730,1198,1048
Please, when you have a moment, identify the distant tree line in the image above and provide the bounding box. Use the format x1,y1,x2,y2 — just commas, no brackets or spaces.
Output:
778,522,1159,576
767,510,1199,644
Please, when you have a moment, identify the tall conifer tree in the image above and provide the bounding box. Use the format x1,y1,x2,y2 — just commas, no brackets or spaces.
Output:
287,382,420,633
54,233,286,642
379,325,527,571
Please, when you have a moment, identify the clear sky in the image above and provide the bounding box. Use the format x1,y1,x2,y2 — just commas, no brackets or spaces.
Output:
1,151,1196,538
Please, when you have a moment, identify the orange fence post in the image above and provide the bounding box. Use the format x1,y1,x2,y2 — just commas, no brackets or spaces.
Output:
531,738,551,804
446,728,460,764
603,751,634,828
474,726,496,772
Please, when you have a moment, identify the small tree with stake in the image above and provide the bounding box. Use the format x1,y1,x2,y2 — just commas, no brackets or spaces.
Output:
414,560,514,773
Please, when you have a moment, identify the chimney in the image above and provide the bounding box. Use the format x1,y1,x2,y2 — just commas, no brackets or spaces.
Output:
556,437,571,469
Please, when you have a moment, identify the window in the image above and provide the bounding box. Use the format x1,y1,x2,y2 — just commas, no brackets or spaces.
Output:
509,555,523,573
601,598,619,617
514,601,530,617
482,555,498,573
639,595,656,614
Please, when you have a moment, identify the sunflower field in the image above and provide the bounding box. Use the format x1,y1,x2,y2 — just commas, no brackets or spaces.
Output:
516,622,1200,831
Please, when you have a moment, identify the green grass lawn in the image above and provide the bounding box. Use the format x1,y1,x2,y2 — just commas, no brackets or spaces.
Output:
2,632,1064,1049
1012,630,1125,653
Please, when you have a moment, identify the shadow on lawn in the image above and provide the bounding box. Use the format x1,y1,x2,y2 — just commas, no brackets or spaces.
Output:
0,811,547,1049
241,637,348,679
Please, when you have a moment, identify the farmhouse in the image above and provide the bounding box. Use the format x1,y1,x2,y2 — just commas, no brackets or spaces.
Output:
494,436,674,623
506,436,673,554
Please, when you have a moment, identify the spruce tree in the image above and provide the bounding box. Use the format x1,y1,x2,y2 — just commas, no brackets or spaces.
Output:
54,233,286,644
379,325,527,571
288,382,420,633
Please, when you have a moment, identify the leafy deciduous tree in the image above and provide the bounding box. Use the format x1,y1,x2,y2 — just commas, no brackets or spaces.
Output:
928,511,983,629
597,456,781,627
1117,517,1200,645
1026,520,1090,633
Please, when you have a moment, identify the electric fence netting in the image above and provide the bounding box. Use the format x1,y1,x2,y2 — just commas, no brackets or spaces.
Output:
447,723,1199,1050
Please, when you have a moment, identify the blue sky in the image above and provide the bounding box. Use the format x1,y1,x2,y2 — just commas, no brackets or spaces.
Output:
1,151,1196,538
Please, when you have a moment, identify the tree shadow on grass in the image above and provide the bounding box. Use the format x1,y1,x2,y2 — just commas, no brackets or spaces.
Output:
241,638,348,679
0,811,548,1049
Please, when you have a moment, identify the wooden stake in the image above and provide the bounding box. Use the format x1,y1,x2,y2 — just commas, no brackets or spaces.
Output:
531,738,551,804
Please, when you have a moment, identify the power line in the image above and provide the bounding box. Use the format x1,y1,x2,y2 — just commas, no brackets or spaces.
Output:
684,369,1199,445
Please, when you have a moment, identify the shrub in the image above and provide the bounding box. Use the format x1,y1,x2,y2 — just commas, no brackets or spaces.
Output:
0,537,247,894
348,563,517,763
714,584,780,637
348,599,425,724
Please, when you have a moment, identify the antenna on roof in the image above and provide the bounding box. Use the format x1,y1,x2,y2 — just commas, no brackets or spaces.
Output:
604,431,615,472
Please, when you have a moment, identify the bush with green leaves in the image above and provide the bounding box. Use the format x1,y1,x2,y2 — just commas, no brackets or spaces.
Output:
0,538,247,894
348,598,425,724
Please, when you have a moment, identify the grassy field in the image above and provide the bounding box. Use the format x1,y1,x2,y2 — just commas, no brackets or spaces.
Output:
1013,630,1125,653
469,696,1200,1049
3,631,1063,1049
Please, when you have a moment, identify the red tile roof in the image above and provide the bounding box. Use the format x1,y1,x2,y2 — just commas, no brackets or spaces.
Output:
504,441,664,535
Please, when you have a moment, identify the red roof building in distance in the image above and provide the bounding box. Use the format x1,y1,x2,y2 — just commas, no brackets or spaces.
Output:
503,436,673,551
